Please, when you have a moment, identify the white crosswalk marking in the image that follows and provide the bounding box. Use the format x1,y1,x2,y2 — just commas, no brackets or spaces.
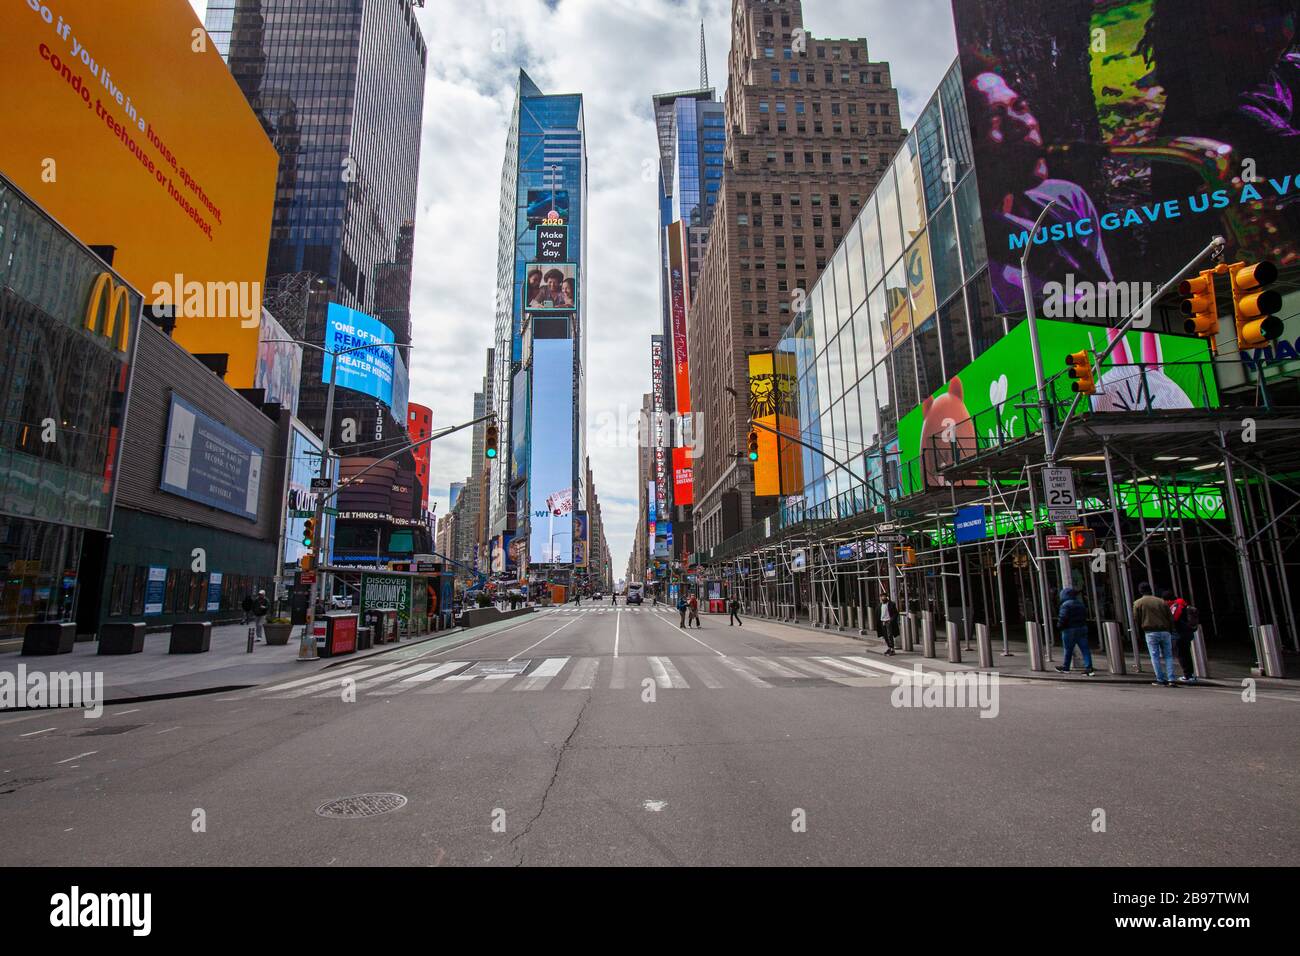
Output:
402,661,472,683
716,656,773,688
845,655,921,679
680,657,725,689
563,657,601,690
648,656,690,689
267,658,419,698
814,656,889,678
610,657,628,689
779,656,857,681
747,657,808,679
515,656,570,691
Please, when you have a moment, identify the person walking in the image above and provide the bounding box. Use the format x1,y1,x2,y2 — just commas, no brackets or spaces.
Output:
241,593,253,625
677,594,689,628
1165,589,1200,684
728,595,743,626
687,593,702,628
1134,582,1178,686
611,590,617,606
879,591,898,656
252,589,270,644
1055,587,1095,675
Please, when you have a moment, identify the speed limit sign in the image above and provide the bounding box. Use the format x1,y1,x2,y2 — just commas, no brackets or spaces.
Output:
1043,467,1079,522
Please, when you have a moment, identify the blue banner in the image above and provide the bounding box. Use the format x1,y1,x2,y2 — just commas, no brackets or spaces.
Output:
323,303,397,406
954,505,988,544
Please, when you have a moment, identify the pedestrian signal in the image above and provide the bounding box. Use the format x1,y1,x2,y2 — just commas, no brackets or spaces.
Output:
1064,350,1096,395
1067,526,1096,552
299,554,314,572
1179,269,1220,342
1229,261,1283,349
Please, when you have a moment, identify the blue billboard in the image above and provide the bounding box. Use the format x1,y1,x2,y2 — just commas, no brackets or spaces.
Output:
954,505,989,544
528,338,574,564
160,394,264,520
323,303,398,407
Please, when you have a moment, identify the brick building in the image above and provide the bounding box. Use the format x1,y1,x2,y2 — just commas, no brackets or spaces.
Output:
688,0,906,553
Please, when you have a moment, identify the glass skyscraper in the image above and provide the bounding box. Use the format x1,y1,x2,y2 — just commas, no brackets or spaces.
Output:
489,71,588,579
205,0,426,448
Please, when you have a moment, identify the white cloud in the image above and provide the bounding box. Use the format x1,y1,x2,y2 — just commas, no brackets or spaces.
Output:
189,0,956,578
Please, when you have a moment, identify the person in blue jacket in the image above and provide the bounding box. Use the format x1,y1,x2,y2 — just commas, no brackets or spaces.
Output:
1055,587,1095,675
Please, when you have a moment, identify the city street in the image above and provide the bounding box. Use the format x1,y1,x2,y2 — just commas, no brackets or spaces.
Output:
2,607,1296,867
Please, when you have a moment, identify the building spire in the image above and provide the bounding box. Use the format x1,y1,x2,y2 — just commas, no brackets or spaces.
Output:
699,21,709,89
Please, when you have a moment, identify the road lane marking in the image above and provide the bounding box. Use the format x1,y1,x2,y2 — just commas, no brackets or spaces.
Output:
563,658,600,690
515,656,570,691
779,656,859,681
680,657,725,688
401,661,472,683
614,609,621,658
610,657,628,689
113,709,141,717
814,656,889,678
846,655,932,680
55,751,97,764
155,727,181,735
650,609,725,656
716,656,772,688
19,727,57,737
747,657,806,679
507,616,579,662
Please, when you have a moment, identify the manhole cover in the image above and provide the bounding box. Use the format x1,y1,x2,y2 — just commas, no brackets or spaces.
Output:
315,792,407,819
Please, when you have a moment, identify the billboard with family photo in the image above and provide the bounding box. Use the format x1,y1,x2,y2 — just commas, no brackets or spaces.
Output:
953,0,1300,315
525,263,578,312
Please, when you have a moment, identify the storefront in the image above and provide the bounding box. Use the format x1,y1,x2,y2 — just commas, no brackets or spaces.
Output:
0,174,140,641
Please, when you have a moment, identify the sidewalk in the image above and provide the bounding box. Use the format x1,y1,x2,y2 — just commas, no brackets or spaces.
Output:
729,611,1298,691
0,621,464,705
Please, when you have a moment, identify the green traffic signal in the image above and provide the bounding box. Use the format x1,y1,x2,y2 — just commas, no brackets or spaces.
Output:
748,450,758,461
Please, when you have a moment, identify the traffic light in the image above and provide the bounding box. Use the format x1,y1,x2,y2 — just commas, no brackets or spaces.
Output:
1229,261,1283,349
1067,526,1096,552
299,554,314,572
301,517,315,549
485,422,498,459
747,428,759,461
896,546,916,567
1064,350,1096,395
1179,269,1220,342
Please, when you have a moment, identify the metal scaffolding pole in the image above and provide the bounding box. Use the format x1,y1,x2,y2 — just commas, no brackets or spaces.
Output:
1103,442,1142,671
1217,427,1267,667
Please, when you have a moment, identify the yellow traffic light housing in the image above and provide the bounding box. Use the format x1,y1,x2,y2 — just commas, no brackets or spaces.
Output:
1179,269,1220,345
1068,526,1096,552
1064,350,1096,395
1230,261,1283,349
485,422,499,459
299,554,314,572
895,546,916,567
747,428,759,462
301,517,315,549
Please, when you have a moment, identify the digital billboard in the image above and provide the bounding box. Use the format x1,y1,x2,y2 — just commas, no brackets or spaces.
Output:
256,309,302,417
1,0,278,388
526,189,569,226
528,337,574,564
525,263,577,311
897,317,1218,494
511,367,530,485
573,512,589,568
747,350,803,497
160,393,264,521
666,222,694,506
651,336,670,517
954,0,1300,315
323,303,399,407
282,420,324,569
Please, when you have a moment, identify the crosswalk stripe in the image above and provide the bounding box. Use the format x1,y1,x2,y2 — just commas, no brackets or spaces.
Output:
658,657,690,689
814,656,888,678
717,656,772,688
610,657,628,689
747,657,806,679
563,657,600,690
648,656,689,689
402,661,472,683
465,674,513,693
679,657,725,689
779,656,857,680
845,655,922,679
264,658,419,697
515,656,570,691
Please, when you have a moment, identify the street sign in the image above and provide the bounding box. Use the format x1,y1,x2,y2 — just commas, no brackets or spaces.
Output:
875,533,907,544
299,570,317,584
290,509,313,519
1043,467,1079,522
310,477,332,491
1046,535,1071,551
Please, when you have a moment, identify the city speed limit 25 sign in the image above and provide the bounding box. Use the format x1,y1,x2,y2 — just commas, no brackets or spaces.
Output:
1042,467,1079,522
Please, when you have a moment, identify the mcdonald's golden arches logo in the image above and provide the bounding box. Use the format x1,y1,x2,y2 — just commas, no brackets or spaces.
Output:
84,272,132,353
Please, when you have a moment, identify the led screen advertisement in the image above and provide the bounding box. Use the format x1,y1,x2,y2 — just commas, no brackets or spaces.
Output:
0,0,279,389
511,367,530,485
747,351,803,497
525,263,577,311
283,421,324,569
256,309,302,417
528,338,574,564
651,336,669,516
160,393,264,521
323,303,399,407
953,0,1300,316
897,318,1218,495
527,189,569,226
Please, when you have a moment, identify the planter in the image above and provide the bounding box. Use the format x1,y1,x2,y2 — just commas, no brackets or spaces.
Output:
263,623,294,646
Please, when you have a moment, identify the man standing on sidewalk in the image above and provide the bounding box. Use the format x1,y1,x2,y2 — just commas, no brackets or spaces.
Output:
1055,587,1095,675
879,591,898,656
252,589,270,644
1134,582,1178,686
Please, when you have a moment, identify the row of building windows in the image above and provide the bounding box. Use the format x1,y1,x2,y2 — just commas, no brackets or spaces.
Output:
758,100,891,115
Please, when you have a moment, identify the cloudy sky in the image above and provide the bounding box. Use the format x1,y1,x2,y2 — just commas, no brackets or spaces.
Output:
189,0,957,578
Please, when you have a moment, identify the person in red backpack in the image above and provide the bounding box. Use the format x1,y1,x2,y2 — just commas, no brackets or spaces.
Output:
1165,590,1200,685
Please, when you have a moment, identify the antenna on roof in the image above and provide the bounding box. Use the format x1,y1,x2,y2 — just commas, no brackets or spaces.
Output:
699,21,709,89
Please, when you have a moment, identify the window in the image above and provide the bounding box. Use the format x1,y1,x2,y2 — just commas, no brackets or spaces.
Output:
753,214,763,227
772,193,783,206
767,151,777,164
752,192,763,205
775,100,786,113
786,151,796,164
759,100,769,113
795,100,805,114
772,69,781,83
774,214,784,227
830,103,841,116
737,214,749,226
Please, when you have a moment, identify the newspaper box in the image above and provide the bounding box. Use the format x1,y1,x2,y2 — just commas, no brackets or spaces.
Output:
319,613,358,657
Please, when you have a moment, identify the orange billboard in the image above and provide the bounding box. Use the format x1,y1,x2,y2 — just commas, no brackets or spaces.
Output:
0,0,278,387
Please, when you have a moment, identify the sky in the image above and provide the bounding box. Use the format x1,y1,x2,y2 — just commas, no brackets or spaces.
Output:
188,0,958,580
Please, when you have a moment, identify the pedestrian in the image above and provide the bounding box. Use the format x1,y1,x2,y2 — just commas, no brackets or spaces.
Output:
1165,589,1200,684
728,595,743,626
879,591,898,656
1134,582,1178,686
241,593,253,625
687,593,702,628
611,590,617,605
1055,587,1095,675
677,594,688,628
252,589,270,643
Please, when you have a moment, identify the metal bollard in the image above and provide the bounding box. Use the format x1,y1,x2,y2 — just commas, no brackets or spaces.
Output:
901,613,916,652
1257,624,1285,678
975,622,992,669
922,613,936,659
946,621,962,663
1103,621,1126,675
1191,625,1209,679
864,606,876,637
1026,621,1044,672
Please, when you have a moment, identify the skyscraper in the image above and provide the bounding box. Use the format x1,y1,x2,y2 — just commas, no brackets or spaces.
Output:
688,0,907,554
489,71,588,585
205,0,426,451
